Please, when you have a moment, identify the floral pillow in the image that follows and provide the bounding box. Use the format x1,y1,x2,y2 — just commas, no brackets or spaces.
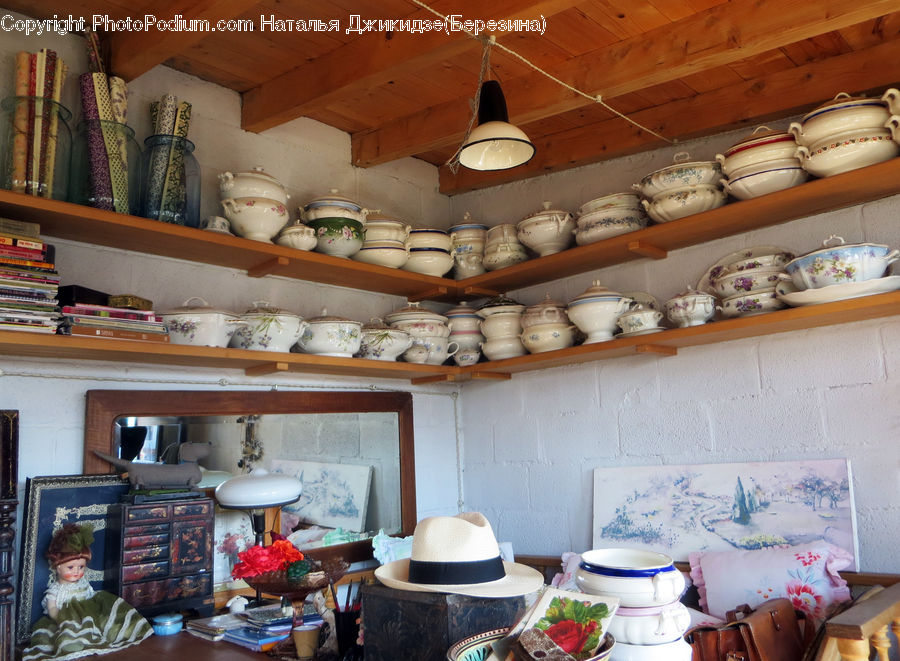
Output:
689,541,853,622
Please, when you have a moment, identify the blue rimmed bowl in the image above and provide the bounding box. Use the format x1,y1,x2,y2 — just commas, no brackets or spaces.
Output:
576,548,685,607
782,235,899,290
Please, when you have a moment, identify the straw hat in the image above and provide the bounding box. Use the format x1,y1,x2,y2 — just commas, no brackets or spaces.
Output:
374,512,544,598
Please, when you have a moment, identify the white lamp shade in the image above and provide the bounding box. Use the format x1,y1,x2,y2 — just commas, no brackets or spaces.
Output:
215,468,302,509
458,121,536,171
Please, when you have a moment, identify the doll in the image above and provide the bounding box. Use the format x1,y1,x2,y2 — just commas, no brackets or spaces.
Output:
22,523,153,661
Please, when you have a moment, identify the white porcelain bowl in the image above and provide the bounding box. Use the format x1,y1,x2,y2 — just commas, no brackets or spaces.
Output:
402,248,454,277
220,197,289,242
159,297,244,348
414,335,459,365
567,296,632,343
796,127,900,178
301,190,367,224
356,325,412,361
635,153,723,198
713,266,783,298
230,304,307,352
576,548,685,608
724,251,795,273
516,210,576,257
407,228,452,252
352,241,409,269
789,92,894,147
448,330,484,351
483,243,528,271
481,335,527,361
579,192,643,215
574,209,648,245
642,184,727,223
723,156,803,181
520,322,576,353
295,311,362,357
218,167,287,204
607,602,691,646
479,310,524,339
275,223,317,251
664,291,716,327
616,309,663,334
719,288,785,317
485,223,518,245
453,348,482,366
307,217,365,258
722,165,809,200
717,129,799,177
364,216,411,243
610,638,692,661
782,236,900,289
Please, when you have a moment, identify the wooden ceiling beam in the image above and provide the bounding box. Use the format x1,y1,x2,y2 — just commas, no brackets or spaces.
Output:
106,0,261,81
352,0,898,167
240,0,577,133
438,37,900,194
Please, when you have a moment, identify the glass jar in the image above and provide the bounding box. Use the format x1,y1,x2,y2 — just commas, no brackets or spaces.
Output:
0,96,72,200
70,120,142,215
140,134,200,227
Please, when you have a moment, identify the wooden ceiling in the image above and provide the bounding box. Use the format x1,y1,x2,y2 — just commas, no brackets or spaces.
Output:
7,0,900,194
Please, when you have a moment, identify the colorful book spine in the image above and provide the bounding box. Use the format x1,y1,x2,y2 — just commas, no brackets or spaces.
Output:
0,246,46,261
11,52,31,193
62,306,159,321
0,217,40,238
0,236,44,251
0,256,54,270
63,325,170,342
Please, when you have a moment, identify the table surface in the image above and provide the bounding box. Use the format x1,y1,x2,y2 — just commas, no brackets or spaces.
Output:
100,631,268,659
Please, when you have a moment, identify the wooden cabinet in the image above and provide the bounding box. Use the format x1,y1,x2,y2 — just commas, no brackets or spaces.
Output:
0,158,899,382
105,497,215,618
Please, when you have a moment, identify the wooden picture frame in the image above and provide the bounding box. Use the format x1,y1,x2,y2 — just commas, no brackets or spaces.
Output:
0,411,18,661
15,474,129,645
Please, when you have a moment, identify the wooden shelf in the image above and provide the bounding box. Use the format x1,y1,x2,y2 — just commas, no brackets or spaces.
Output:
1,292,898,382
3,159,900,305
0,190,455,303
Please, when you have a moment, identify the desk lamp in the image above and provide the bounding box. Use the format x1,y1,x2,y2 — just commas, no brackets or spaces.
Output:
215,468,302,547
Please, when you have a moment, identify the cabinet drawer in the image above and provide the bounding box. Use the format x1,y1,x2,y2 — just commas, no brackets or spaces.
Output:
125,505,170,524
173,501,212,518
123,545,168,564
124,523,169,536
121,573,211,607
122,560,169,582
123,533,169,550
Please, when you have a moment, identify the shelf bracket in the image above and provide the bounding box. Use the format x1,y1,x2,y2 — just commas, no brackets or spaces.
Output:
462,286,502,299
634,344,677,356
248,256,290,278
410,374,456,385
469,370,513,381
245,362,290,376
407,287,450,303
627,240,667,260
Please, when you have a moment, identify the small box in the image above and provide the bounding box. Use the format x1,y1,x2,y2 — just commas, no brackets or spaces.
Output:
108,294,153,310
57,284,110,307
362,582,527,661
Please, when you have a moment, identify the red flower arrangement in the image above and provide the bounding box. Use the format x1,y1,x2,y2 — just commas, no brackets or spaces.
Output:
231,539,304,579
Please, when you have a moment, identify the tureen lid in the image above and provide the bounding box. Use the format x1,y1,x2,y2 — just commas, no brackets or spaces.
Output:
278,221,314,235
724,126,795,155
362,317,394,330
240,300,301,318
450,212,487,232
233,166,282,184
570,281,623,302
525,293,567,312
674,286,713,298
521,201,571,223
306,308,361,325
304,189,362,212
788,235,890,263
384,302,448,324
366,213,408,225
478,294,524,309
642,152,719,181
160,297,237,316
801,92,887,123
445,302,480,317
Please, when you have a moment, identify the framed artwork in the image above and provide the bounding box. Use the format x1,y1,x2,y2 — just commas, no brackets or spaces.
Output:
212,505,255,591
15,474,129,644
1,411,18,661
270,459,372,533
592,459,857,568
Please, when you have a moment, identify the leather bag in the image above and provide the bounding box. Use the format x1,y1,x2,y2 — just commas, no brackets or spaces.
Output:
685,598,807,661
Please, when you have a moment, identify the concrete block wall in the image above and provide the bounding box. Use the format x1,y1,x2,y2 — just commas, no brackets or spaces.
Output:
451,133,900,573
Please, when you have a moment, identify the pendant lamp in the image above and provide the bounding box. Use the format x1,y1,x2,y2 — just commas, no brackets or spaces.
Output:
459,80,535,171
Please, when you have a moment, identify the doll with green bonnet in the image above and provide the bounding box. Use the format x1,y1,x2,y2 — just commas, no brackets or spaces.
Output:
22,523,153,660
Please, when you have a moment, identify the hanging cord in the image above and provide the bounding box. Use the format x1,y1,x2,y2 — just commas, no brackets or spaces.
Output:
409,0,674,152
444,35,494,174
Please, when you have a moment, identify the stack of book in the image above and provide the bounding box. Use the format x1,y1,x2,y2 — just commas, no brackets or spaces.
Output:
186,604,294,651
59,302,169,342
0,218,61,333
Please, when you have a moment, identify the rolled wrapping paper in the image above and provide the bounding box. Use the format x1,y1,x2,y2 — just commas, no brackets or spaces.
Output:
37,49,57,197
11,52,30,192
144,94,178,218
79,72,113,209
108,76,130,213
44,58,67,197
93,73,129,213
27,51,43,195
159,101,192,223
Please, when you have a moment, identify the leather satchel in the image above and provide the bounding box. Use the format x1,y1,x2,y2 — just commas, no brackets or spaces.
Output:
685,598,807,661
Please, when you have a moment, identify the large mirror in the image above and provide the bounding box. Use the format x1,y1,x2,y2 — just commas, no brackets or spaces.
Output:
83,390,416,564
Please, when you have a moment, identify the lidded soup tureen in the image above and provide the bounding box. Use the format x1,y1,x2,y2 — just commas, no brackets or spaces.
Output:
385,302,450,337
296,309,363,357
521,293,570,328
218,166,288,204
158,297,243,348
301,189,369,224
356,318,412,361
634,151,722,199
567,282,632,343
230,301,307,352
664,287,716,328
789,90,900,147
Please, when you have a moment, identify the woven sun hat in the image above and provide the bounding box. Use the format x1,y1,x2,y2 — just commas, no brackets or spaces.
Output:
374,511,544,598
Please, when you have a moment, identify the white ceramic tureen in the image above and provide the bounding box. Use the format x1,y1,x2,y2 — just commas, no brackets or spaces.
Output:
789,90,900,147
295,309,362,357
356,318,412,361
158,297,244,348
385,302,450,338
229,301,307,352
218,166,288,204
664,288,716,327
634,151,723,199
567,282,632,343
300,189,369,224
516,202,576,256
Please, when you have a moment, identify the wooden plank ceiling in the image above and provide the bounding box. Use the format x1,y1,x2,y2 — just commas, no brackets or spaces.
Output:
6,0,900,194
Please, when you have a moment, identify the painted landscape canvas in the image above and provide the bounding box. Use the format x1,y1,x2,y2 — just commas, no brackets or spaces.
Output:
270,459,372,533
592,459,857,568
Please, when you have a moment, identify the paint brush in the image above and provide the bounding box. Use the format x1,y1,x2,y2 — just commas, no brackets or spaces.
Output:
329,580,340,612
